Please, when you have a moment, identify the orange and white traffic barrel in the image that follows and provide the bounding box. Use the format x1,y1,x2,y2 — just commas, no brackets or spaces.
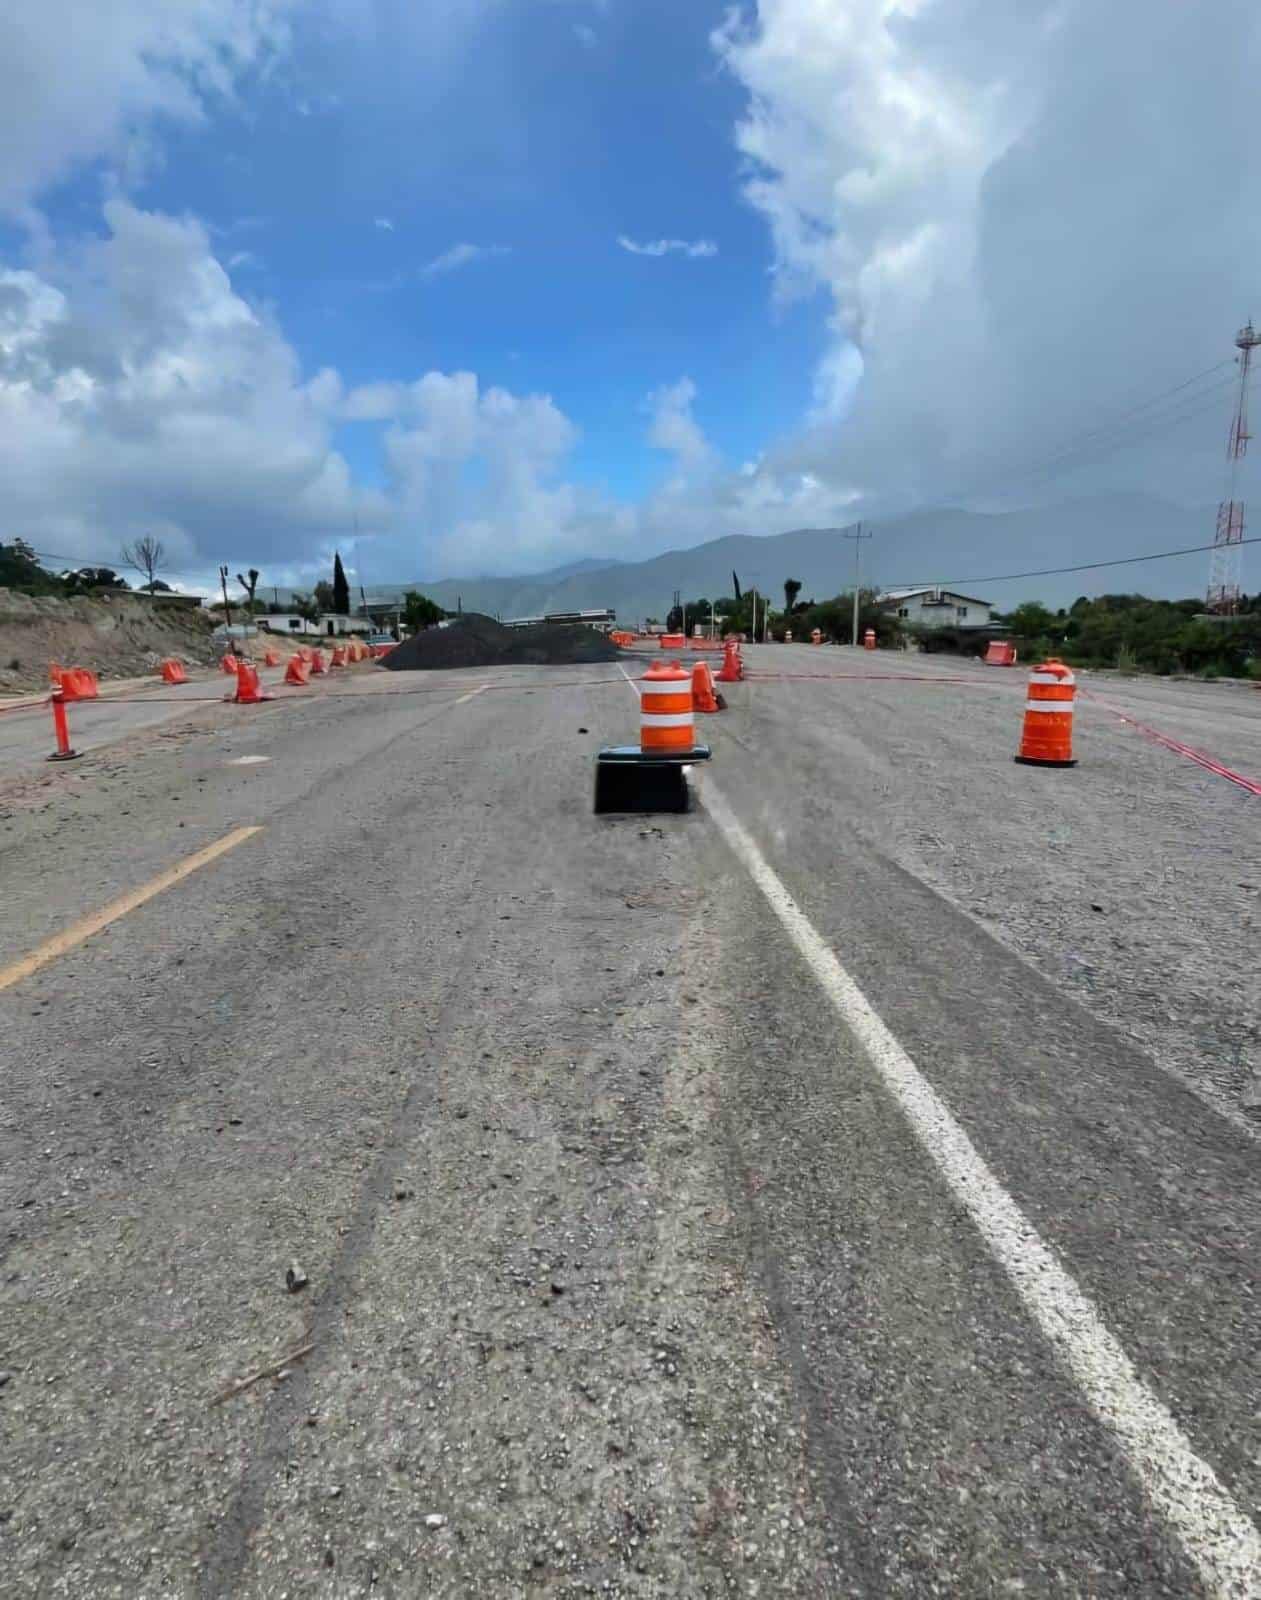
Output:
863,628,876,650
1015,659,1077,767
639,660,694,755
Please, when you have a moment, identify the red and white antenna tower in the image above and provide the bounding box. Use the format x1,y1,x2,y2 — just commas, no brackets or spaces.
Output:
1206,319,1260,614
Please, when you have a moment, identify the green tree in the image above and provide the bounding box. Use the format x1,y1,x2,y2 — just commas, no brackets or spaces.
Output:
62,567,128,593
313,579,336,614
0,539,62,595
784,577,803,614
332,552,350,615
290,592,319,623
1003,600,1058,641
796,589,899,648
403,590,444,630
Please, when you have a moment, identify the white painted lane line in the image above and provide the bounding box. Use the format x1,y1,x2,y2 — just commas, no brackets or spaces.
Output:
702,776,1261,1600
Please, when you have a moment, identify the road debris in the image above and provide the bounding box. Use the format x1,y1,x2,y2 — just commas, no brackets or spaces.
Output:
210,1343,315,1407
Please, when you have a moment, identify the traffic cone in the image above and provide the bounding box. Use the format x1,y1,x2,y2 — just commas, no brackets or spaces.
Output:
232,662,272,704
716,641,742,683
1015,660,1077,767
160,658,188,684
309,649,327,675
221,654,239,675
49,660,65,688
264,648,281,668
284,654,310,685
330,645,347,668
691,660,720,713
60,668,99,701
864,628,876,650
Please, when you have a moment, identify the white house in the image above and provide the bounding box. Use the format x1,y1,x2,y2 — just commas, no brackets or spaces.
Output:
258,613,366,637
877,588,996,630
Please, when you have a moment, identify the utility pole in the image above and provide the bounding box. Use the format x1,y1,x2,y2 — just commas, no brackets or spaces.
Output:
218,564,236,653
1208,321,1260,613
842,523,872,646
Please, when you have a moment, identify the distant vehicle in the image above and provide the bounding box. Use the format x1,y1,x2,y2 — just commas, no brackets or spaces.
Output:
366,631,395,648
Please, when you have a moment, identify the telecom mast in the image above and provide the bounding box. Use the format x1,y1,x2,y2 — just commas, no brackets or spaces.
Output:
1206,320,1260,613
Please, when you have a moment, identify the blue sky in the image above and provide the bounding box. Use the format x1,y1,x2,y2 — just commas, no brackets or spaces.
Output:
2,1,1259,595
65,0,823,514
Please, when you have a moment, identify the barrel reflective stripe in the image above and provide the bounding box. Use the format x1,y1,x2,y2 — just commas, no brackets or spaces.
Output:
1030,671,1075,685
640,664,694,752
1024,700,1074,714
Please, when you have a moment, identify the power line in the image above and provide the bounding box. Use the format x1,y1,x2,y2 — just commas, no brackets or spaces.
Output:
945,373,1241,504
890,536,1261,592
930,356,1240,507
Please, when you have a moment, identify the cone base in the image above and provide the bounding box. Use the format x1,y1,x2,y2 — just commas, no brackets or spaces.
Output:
1014,755,1077,768
47,750,82,762
593,744,711,815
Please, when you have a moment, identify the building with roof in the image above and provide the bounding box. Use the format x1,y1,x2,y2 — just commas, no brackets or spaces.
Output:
876,588,997,630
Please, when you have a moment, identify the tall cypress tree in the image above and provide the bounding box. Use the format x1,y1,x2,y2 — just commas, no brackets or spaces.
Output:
332,551,350,615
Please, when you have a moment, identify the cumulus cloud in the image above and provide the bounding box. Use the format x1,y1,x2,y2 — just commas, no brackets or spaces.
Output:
0,0,295,215
374,217,395,232
0,200,680,582
0,199,374,574
617,236,718,259
647,378,714,478
714,0,1261,515
421,242,512,278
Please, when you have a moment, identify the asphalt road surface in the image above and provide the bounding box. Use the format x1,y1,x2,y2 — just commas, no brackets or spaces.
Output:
1,648,1259,1598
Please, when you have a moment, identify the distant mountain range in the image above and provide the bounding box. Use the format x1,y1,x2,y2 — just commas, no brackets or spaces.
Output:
273,494,1218,622
414,493,1216,622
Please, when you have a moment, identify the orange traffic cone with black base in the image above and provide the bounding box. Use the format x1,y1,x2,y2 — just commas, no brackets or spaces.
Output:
691,660,721,713
1015,660,1076,767
284,654,310,685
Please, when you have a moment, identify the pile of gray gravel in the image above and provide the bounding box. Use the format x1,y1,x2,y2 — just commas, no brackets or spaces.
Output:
383,614,619,672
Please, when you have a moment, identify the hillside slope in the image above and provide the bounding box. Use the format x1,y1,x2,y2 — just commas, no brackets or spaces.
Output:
0,590,219,695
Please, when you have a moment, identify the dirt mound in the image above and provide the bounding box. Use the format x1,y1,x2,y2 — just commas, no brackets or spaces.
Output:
0,589,219,695
383,614,620,672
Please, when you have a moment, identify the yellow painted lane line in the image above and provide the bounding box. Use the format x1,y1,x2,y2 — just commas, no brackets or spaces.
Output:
454,685,489,705
0,825,263,995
